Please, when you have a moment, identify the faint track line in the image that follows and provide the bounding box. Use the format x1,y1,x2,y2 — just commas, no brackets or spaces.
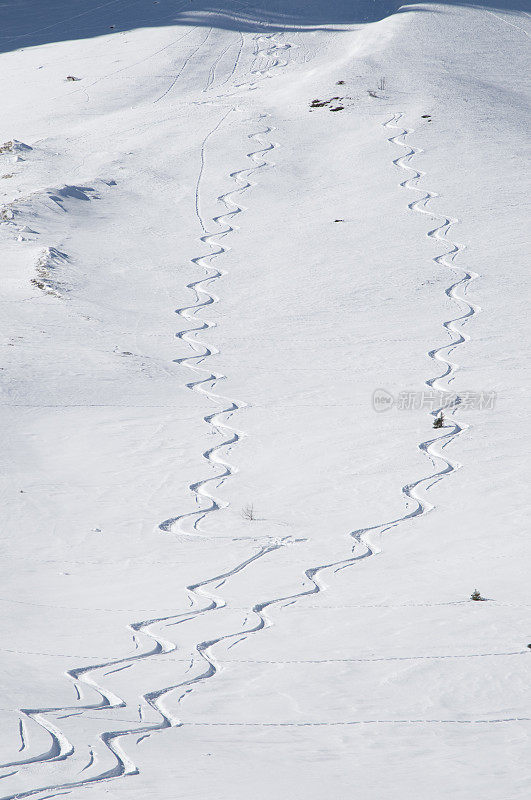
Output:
153,27,213,104
185,717,531,726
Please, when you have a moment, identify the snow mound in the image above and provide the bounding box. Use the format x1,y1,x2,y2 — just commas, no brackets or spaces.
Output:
31,246,70,297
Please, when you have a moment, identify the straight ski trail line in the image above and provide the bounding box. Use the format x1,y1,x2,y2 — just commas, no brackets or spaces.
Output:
185,716,531,727
153,26,213,104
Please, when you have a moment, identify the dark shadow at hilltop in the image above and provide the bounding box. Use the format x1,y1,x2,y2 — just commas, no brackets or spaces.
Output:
0,0,528,56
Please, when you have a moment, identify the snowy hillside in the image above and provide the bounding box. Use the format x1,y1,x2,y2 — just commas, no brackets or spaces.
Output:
0,2,529,798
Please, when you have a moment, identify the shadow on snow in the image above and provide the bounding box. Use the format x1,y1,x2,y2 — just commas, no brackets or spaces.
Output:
0,0,527,56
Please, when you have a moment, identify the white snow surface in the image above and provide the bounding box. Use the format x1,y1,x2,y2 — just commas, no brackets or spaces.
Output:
0,1,530,798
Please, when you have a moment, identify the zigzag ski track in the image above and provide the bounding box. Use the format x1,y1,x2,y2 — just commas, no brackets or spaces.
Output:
0,31,298,800
0,104,489,800
0,114,286,800
159,115,277,538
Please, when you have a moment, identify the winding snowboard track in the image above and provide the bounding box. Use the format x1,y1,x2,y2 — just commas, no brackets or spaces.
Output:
172,110,485,722
0,113,285,800
327,113,480,568
159,116,277,537
0,34,297,800
0,101,483,799
230,111,481,618
0,542,287,800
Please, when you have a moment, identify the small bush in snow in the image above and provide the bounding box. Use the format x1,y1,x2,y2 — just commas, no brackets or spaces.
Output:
470,589,485,601
241,504,255,521
433,413,444,429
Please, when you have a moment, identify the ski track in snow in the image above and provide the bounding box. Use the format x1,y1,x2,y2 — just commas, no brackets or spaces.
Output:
328,112,482,565
220,32,245,86
151,109,491,734
484,8,530,38
0,542,285,799
222,650,528,664
153,27,213,104
159,116,277,537
0,33,297,800
17,723,25,755
185,717,531,726
202,35,241,93
194,109,485,706
0,25,505,794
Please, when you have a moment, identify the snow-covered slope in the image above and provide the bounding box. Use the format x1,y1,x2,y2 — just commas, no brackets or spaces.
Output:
1,2,529,798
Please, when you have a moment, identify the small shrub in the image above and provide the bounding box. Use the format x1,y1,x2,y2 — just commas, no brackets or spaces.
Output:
241,504,255,521
470,589,485,601
433,413,444,429
377,76,386,91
